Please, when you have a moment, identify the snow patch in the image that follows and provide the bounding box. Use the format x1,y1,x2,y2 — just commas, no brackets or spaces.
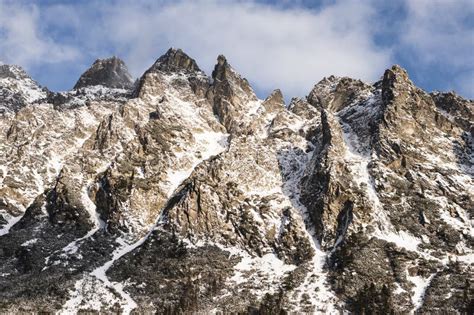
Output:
456,253,474,264
60,275,124,314
166,131,228,195
0,66,46,103
408,273,435,311
373,229,421,252
0,211,23,236
21,238,38,246
80,184,104,230
52,182,105,260
229,251,295,288
191,240,296,299
89,237,139,314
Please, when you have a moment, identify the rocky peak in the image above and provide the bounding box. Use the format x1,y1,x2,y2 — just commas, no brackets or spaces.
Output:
0,64,46,113
306,75,341,108
0,64,31,81
217,54,226,66
262,89,285,112
377,64,451,143
381,65,414,104
265,88,284,103
383,64,410,84
211,55,229,80
133,48,209,99
308,76,373,113
210,54,254,91
148,48,201,74
208,54,258,134
288,97,319,120
73,56,133,90
431,91,474,131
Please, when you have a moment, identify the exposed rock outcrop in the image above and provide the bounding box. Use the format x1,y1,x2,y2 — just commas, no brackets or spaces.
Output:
74,56,133,90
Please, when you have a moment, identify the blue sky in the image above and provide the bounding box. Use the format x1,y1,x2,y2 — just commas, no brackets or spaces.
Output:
0,0,473,100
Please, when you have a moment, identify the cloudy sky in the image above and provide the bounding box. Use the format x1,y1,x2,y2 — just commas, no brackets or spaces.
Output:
0,0,473,100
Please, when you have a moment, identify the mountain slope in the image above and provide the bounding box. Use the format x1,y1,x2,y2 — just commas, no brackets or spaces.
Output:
0,48,472,314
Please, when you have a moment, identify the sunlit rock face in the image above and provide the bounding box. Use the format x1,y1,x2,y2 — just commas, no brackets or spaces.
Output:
0,49,472,314
73,56,134,90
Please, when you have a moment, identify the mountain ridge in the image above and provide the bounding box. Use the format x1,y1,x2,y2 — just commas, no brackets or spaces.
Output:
0,48,472,314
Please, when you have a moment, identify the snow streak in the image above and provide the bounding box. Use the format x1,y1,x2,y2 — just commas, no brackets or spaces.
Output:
61,131,229,314
278,145,338,313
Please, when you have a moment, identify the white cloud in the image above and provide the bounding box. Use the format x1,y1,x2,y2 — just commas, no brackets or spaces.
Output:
21,0,390,97
1,0,472,98
0,0,395,97
401,0,474,97
0,1,80,69
98,0,392,98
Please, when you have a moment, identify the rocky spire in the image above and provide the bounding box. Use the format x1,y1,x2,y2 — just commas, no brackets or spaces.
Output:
211,55,230,80
148,48,201,74
381,65,413,105
262,89,285,112
207,54,257,133
306,75,341,109
73,56,133,90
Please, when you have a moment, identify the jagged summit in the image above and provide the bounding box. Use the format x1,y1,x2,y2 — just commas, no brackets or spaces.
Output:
307,75,370,113
0,64,34,81
380,65,414,102
0,64,47,112
132,48,207,99
73,56,133,90
211,55,228,79
382,64,412,89
148,48,201,74
383,64,411,82
262,89,285,112
210,54,254,86
265,88,284,104
207,54,258,133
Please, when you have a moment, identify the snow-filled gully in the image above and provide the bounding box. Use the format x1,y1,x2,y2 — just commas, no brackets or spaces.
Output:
43,179,107,267
66,184,105,253
279,146,338,313
0,200,33,237
61,131,229,314
0,212,23,236
337,118,422,251
336,116,444,313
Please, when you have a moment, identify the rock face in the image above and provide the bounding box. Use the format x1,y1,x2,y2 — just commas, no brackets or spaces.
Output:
0,50,472,314
148,47,201,74
0,65,47,113
74,57,133,90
